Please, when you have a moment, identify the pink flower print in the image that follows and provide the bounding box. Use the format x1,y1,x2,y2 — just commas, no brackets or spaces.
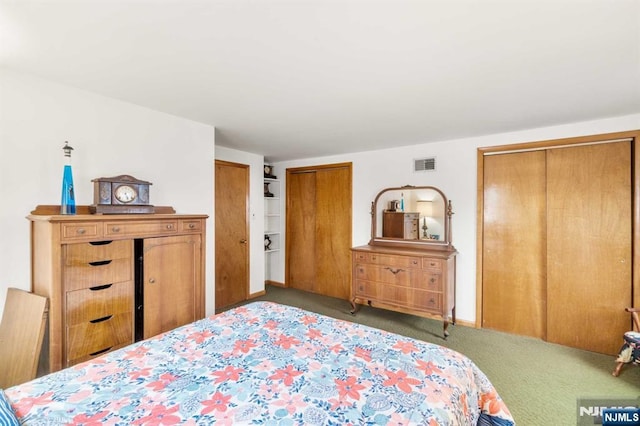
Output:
354,346,372,362
72,410,108,425
189,330,214,344
328,397,353,411
147,372,179,391
212,365,245,384
233,338,257,354
415,360,442,376
334,376,366,401
129,367,153,380
124,346,149,359
272,392,307,414
300,315,318,326
383,370,422,394
201,391,232,414
306,327,323,340
274,334,300,349
132,404,181,425
213,408,236,426
254,359,275,372
393,340,419,354
11,392,54,416
264,319,280,330
268,365,303,386
258,382,280,399
388,412,415,426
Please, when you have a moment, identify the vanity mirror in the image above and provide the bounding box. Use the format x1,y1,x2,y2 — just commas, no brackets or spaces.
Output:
370,185,454,249
351,185,457,338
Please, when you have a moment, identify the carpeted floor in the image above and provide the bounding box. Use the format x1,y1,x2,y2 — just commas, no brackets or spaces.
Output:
232,285,640,425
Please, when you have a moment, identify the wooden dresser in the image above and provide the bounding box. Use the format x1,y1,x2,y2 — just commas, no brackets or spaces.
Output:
28,208,207,373
351,245,456,337
382,211,419,239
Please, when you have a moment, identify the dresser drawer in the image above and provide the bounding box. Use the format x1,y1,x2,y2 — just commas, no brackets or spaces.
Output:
380,286,442,313
353,251,373,263
375,254,421,269
64,240,133,266
423,258,443,271
66,311,133,365
64,257,133,291
66,281,133,325
180,219,203,232
61,222,102,242
422,271,443,291
353,280,379,299
104,220,179,237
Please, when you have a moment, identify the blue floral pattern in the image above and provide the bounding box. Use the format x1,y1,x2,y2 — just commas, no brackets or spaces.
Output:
6,302,514,425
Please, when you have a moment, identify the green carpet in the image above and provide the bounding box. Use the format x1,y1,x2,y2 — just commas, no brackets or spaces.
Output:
232,285,640,425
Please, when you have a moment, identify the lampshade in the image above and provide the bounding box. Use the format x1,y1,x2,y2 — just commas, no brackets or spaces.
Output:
416,200,433,217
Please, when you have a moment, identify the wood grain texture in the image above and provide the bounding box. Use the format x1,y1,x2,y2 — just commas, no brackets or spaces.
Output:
0,288,48,388
482,151,547,339
214,161,249,309
546,142,631,354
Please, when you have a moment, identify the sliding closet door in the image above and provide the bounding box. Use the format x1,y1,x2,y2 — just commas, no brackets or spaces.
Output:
546,142,631,354
482,151,547,339
287,171,317,293
286,163,352,300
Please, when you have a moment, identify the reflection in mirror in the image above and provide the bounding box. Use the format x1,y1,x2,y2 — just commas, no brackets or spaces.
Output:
372,186,452,247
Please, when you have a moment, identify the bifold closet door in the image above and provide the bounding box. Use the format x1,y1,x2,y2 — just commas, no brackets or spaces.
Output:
546,142,631,354
482,151,547,339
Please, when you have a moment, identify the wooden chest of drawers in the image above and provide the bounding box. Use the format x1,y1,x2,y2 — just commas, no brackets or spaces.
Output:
351,245,457,337
382,212,419,239
29,210,207,373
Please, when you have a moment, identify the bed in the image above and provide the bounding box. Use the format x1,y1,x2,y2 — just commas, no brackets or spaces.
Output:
4,301,514,425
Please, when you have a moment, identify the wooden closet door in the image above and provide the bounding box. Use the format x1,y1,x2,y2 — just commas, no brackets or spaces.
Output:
286,163,352,299
482,151,547,338
546,142,631,354
287,171,317,293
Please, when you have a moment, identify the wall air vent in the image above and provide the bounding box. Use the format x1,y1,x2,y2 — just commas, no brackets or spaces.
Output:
414,157,436,172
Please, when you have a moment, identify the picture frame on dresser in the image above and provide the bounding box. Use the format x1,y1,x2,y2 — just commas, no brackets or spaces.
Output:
351,185,457,338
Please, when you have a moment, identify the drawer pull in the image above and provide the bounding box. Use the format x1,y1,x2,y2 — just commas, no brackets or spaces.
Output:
89,241,113,246
384,267,404,275
188,223,196,229
89,283,113,291
166,224,174,230
76,228,86,235
90,347,112,357
111,226,121,232
90,315,113,324
88,260,112,267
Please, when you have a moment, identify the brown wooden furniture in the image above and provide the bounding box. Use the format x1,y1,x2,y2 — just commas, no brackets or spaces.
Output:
351,186,457,338
28,207,207,373
286,163,352,300
382,212,419,239
0,288,48,388
613,307,640,377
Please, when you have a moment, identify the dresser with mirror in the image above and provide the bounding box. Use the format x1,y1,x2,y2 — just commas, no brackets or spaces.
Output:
351,185,457,338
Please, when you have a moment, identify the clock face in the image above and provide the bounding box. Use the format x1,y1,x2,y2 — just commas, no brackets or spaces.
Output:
114,185,137,204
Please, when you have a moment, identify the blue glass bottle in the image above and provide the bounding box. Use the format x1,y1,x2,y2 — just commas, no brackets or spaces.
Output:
60,141,76,214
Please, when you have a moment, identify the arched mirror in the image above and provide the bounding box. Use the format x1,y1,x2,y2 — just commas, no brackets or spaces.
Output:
370,185,454,249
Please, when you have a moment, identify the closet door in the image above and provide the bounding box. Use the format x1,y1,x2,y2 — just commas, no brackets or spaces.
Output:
286,163,352,299
482,151,547,339
546,142,631,354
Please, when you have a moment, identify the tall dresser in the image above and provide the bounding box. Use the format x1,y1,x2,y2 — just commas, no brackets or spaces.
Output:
28,206,207,373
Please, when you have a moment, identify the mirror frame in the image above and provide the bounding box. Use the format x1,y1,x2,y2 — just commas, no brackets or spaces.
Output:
369,185,454,250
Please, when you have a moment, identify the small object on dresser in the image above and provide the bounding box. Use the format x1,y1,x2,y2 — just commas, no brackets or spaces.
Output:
60,142,76,215
264,164,277,179
264,182,274,197
90,174,154,214
264,234,272,250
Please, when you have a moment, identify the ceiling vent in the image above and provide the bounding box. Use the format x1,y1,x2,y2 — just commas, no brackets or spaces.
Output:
414,157,436,172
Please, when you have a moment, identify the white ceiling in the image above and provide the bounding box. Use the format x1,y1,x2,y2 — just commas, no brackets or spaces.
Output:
2,1,639,161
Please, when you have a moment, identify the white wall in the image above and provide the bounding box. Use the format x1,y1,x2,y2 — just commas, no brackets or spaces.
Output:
273,113,640,323
0,68,216,317
214,146,265,296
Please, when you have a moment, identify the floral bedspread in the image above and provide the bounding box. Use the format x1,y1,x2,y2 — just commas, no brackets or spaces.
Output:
6,302,514,425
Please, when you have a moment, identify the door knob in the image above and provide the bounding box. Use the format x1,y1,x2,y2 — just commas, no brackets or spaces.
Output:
240,239,247,244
